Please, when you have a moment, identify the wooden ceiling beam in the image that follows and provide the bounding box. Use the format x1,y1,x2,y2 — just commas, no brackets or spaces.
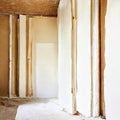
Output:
0,0,59,16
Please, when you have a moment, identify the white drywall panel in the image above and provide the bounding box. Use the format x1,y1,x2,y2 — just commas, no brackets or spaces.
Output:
36,43,58,98
58,0,73,113
76,0,91,116
105,0,120,119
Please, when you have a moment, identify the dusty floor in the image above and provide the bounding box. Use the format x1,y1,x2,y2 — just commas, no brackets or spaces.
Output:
0,98,39,120
0,98,104,120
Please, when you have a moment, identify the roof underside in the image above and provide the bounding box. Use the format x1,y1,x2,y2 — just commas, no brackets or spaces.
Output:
0,0,60,16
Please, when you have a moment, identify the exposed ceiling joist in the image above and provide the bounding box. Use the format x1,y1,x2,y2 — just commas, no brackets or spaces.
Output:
0,0,59,16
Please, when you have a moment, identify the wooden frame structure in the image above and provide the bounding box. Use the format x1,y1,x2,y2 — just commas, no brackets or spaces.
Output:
7,0,105,117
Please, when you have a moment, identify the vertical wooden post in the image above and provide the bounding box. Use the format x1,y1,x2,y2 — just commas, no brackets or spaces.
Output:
99,0,107,117
26,17,33,97
71,0,77,114
9,15,18,98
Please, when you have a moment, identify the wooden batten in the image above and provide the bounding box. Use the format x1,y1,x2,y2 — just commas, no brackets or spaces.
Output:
71,0,77,114
26,17,33,97
9,15,18,98
100,0,107,117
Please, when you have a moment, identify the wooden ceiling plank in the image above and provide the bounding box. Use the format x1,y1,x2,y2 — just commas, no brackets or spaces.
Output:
0,0,59,16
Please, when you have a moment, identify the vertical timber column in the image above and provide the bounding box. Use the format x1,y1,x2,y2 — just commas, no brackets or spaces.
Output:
9,15,18,98
71,0,77,114
26,17,33,97
91,0,100,117
100,0,107,117
19,15,27,97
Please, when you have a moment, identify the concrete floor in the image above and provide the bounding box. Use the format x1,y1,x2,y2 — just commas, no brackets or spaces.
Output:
0,98,104,120
15,99,104,120
0,98,35,120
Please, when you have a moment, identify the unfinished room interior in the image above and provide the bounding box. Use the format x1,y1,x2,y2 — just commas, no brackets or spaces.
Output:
0,0,120,120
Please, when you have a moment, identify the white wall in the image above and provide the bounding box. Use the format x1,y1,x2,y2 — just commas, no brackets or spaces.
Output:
58,0,73,113
36,43,58,98
29,16,58,98
76,0,91,116
105,0,120,119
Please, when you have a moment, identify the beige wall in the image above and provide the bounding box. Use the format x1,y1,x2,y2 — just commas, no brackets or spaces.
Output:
105,0,120,119
29,16,58,98
58,0,73,113
0,16,9,97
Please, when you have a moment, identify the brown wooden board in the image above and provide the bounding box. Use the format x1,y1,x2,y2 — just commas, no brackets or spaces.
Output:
0,0,59,16
0,15,9,97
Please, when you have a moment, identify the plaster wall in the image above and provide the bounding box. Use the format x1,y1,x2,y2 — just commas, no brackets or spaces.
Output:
58,0,73,113
76,0,91,116
29,17,58,98
105,0,120,119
